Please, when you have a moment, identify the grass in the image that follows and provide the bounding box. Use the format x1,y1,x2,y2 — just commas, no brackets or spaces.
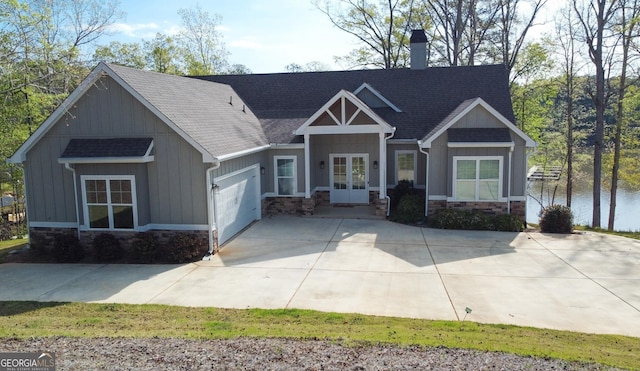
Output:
0,238,28,263
574,225,640,240
0,302,638,370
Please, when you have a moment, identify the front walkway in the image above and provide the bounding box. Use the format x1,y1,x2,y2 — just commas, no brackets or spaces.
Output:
1,216,638,337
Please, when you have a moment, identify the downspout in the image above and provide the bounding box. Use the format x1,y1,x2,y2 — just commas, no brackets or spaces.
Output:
203,160,221,259
383,130,395,217
63,162,81,240
507,145,514,215
418,142,429,218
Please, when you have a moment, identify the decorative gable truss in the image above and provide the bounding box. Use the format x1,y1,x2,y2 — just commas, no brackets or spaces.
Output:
294,90,395,135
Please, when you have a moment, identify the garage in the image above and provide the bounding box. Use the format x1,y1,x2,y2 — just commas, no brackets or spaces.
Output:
213,165,261,245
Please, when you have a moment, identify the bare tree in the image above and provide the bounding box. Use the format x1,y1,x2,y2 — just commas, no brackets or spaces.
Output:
423,0,499,66
494,0,547,80
608,0,639,230
177,4,228,75
316,0,426,69
555,5,581,208
572,0,620,228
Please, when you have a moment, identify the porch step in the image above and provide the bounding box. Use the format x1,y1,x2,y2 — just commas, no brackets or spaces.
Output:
307,205,385,220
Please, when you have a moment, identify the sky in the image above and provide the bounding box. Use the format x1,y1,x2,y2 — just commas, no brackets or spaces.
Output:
99,0,357,73
100,0,558,74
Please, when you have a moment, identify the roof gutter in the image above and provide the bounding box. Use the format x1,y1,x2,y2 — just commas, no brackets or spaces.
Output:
216,144,271,162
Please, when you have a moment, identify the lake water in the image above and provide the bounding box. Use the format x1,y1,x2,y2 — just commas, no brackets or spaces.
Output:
526,181,640,231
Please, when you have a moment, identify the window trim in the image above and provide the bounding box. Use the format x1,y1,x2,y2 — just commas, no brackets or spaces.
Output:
80,175,138,230
274,156,297,196
395,150,417,184
452,156,503,202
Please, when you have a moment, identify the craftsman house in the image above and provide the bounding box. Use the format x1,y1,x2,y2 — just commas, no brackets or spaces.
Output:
8,30,535,253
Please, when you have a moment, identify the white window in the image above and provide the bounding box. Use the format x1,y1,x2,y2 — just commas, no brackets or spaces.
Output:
396,150,416,184
453,157,502,201
81,175,137,230
274,156,297,196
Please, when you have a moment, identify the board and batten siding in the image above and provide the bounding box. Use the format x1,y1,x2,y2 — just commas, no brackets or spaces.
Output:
385,143,425,188
424,104,528,200
264,148,305,194
22,75,210,227
311,134,380,190
211,151,269,194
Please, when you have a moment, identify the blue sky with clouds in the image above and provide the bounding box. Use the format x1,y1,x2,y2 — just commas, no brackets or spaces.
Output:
101,0,356,73
100,0,558,74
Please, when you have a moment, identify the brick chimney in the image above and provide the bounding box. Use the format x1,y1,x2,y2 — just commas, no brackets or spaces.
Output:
410,29,427,70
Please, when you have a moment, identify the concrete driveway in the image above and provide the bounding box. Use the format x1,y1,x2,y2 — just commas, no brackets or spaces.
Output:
1,215,639,337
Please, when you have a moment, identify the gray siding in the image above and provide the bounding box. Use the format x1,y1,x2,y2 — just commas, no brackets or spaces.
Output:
265,148,305,194
452,105,503,129
447,147,510,198
212,152,270,193
428,135,449,196
75,163,151,226
311,134,380,189
386,143,425,188
23,75,210,227
426,105,529,199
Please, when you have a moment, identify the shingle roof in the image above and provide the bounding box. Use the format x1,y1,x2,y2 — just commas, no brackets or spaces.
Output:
448,128,512,142
61,138,153,158
193,65,515,143
107,64,269,159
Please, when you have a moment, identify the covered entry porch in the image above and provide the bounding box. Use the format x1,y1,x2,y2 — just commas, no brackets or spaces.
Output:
294,90,396,216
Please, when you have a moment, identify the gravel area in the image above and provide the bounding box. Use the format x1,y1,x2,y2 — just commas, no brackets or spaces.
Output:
0,337,621,370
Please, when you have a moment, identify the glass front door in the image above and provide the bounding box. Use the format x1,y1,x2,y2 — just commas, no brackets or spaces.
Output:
330,154,369,204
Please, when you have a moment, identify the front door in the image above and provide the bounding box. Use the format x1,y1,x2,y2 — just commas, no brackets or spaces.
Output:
330,154,369,204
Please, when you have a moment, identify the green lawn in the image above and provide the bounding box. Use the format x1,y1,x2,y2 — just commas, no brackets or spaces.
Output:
574,225,640,240
0,238,28,263
0,302,638,370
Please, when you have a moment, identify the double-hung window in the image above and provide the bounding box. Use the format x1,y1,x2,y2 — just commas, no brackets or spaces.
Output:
274,156,296,196
396,150,416,184
82,176,137,229
453,157,502,201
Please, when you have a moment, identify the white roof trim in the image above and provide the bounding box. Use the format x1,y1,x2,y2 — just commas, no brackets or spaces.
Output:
353,82,402,113
216,144,271,161
58,156,155,164
294,90,395,136
420,97,536,148
8,65,107,163
448,142,515,148
8,62,217,164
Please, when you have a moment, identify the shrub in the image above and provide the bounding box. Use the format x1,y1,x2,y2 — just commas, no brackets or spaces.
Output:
540,204,573,233
430,209,491,230
493,214,525,232
166,233,207,263
52,233,84,263
391,194,425,224
93,233,124,262
391,180,416,211
430,209,524,231
130,232,160,263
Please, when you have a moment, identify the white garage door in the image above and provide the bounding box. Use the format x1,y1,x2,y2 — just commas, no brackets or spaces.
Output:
214,165,261,245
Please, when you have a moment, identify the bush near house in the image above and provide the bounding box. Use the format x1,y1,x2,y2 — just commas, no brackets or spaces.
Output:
165,232,207,264
391,194,426,224
52,233,84,263
430,209,524,232
539,205,573,234
130,232,160,264
93,233,124,262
